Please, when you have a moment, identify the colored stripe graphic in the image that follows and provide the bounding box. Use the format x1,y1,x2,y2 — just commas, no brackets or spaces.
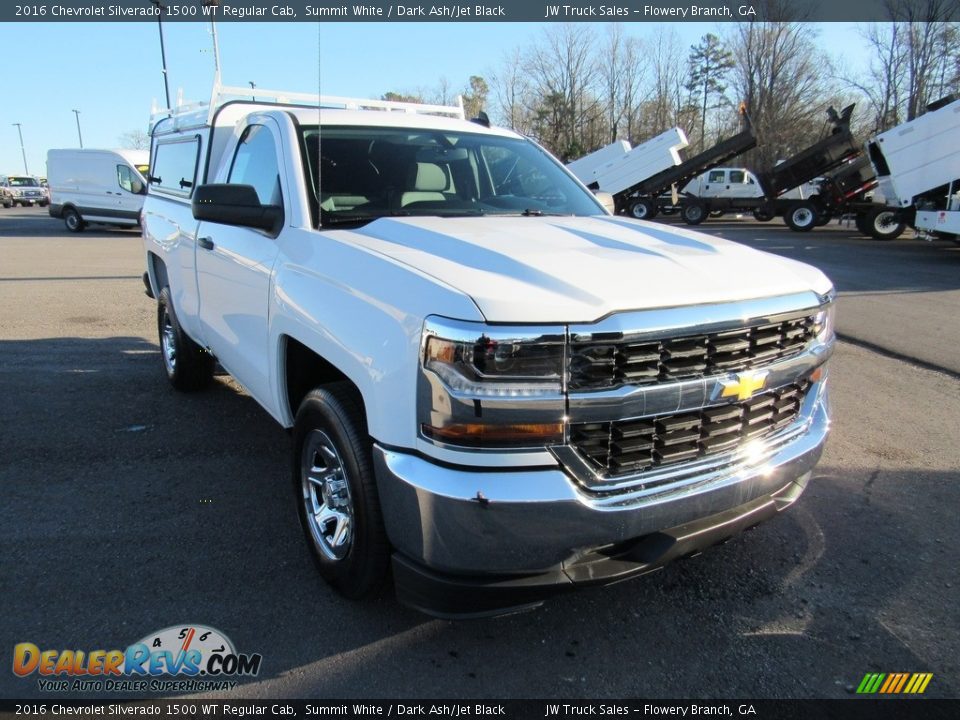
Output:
856,672,933,694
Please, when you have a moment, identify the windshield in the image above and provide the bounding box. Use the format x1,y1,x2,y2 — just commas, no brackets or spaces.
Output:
300,125,603,226
8,177,38,187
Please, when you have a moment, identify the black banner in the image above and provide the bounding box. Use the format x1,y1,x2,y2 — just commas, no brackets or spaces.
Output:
1,700,958,720
2,0,955,23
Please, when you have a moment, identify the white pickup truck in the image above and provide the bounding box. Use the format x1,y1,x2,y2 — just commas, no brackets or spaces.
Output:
142,86,835,617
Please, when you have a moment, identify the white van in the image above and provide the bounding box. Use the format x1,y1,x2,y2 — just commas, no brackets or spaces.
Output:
47,149,149,232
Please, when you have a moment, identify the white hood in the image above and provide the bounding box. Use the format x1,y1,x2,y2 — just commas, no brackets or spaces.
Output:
344,215,833,323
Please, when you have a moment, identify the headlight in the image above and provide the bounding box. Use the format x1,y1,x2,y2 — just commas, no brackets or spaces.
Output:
12,189,23,196
424,334,563,395
812,299,836,342
419,319,565,449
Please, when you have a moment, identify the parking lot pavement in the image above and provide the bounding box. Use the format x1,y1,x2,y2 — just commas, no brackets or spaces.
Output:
1,207,958,699
680,215,960,376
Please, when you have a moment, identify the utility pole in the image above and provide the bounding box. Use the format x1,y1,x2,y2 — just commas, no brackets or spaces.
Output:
12,123,28,174
72,109,84,148
149,0,172,109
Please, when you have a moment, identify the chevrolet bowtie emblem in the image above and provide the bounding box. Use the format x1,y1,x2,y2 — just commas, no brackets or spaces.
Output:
720,370,769,401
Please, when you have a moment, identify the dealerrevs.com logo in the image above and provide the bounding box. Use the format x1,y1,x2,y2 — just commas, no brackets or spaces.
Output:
13,624,262,693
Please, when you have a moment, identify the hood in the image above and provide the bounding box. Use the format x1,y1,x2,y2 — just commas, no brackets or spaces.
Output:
343,215,833,323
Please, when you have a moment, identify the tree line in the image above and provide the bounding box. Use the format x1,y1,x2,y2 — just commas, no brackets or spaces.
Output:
379,2,958,175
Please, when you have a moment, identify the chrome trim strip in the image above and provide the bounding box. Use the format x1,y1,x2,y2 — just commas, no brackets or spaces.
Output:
568,291,828,343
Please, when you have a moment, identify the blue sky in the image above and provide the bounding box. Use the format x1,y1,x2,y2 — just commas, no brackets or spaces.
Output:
0,21,869,176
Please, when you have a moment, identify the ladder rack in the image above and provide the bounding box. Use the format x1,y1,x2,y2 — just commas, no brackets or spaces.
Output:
150,80,466,132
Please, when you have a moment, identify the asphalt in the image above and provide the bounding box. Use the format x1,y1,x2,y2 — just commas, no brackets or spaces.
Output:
1,206,957,700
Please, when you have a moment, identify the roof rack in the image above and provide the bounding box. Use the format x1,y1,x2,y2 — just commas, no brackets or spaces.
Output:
150,80,466,132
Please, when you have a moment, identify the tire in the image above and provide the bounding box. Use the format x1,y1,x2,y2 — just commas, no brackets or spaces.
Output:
63,207,85,233
785,202,818,232
39,201,49,208
157,287,214,391
629,198,658,220
1,199,11,209
853,212,871,236
293,383,389,599
816,213,832,226
752,208,774,222
865,207,906,240
681,201,707,225
709,210,725,218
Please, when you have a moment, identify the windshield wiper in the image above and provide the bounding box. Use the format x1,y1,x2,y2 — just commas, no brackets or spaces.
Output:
520,208,567,216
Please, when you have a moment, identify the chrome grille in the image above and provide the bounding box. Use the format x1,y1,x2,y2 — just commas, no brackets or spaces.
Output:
569,315,815,391
570,381,811,477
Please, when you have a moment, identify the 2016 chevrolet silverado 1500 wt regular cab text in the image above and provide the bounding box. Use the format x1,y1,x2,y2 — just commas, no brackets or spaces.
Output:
141,86,834,617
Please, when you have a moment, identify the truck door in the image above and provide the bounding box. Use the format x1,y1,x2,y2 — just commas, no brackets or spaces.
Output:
727,170,762,199
194,121,283,407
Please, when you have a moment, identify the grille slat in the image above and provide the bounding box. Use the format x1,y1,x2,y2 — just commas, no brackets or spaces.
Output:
569,315,816,391
571,381,811,478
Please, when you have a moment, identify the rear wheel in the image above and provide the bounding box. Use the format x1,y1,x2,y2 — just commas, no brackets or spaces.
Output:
785,202,818,232
63,207,85,233
293,383,389,599
157,287,214,391
629,198,658,220
865,207,906,240
681,201,707,225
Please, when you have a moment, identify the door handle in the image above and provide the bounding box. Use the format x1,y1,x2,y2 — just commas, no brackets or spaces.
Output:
197,236,215,250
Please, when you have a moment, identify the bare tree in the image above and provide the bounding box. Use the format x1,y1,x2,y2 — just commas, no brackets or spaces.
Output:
726,20,833,171
491,46,534,134
119,129,150,150
599,26,647,145
524,24,602,159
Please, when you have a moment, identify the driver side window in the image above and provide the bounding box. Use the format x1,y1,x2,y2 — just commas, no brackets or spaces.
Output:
229,124,282,207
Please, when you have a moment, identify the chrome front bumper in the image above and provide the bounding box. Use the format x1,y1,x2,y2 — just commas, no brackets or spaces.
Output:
374,380,830,578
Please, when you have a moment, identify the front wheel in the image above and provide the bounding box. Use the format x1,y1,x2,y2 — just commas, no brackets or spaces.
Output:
753,208,775,222
785,202,818,232
629,198,658,220
293,383,389,599
157,287,214,391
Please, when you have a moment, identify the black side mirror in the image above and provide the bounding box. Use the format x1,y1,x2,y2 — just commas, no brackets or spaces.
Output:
192,184,282,234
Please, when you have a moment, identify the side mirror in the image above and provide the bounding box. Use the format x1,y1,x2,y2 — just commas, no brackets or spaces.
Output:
594,191,615,215
192,184,282,234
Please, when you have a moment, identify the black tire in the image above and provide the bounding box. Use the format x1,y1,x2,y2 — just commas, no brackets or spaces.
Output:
157,287,214,391
752,208,774,222
865,207,906,240
293,383,389,600
785,202,818,232
63,207,85,233
39,200,49,208
629,198,658,220
1,200,10,209
681,201,707,225
854,212,871,236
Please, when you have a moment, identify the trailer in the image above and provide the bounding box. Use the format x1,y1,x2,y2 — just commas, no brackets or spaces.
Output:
865,95,960,241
